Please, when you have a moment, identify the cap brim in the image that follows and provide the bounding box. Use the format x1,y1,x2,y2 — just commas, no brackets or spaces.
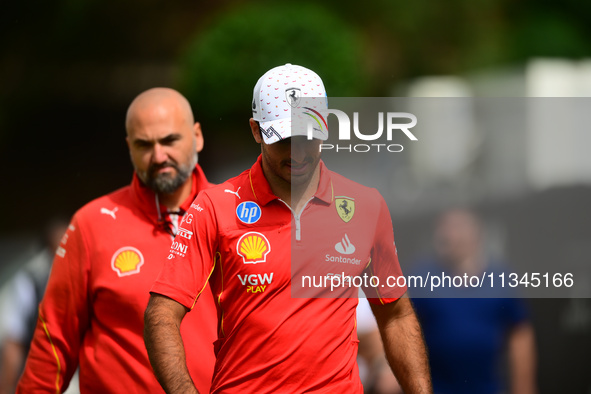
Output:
259,117,329,145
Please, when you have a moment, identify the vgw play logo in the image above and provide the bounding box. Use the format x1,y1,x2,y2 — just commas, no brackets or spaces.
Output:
300,107,418,153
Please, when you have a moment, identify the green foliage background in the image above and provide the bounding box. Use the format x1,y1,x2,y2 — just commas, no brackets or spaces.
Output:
178,2,366,126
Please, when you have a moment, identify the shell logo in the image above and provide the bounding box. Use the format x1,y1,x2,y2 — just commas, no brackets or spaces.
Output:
236,232,271,264
111,246,144,277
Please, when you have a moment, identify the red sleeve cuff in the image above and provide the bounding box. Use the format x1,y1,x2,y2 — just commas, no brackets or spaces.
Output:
367,297,400,306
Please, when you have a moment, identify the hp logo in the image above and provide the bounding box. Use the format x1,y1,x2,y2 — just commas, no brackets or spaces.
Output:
236,201,262,224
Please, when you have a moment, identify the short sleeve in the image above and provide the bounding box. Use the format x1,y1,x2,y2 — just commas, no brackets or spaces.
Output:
363,193,407,305
17,214,89,392
151,192,219,310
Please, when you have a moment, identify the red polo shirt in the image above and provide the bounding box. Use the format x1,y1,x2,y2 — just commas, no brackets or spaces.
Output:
152,155,406,393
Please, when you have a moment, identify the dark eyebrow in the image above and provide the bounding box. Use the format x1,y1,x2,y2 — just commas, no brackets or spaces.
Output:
158,133,182,145
132,138,152,148
132,133,182,147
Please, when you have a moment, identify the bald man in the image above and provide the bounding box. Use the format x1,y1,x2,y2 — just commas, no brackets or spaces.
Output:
17,88,217,393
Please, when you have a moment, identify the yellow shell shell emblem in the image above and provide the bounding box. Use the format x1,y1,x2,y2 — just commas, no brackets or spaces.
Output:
335,197,355,223
111,247,144,277
237,232,271,264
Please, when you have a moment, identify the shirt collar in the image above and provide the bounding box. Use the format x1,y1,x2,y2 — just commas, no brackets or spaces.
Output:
248,155,334,206
314,160,334,205
248,155,278,206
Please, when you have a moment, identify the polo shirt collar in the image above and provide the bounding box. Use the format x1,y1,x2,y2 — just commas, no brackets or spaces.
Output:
248,155,334,206
314,160,334,205
248,155,278,206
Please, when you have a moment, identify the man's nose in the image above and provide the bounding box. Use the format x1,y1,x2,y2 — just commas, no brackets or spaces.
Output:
152,143,168,164
291,141,307,161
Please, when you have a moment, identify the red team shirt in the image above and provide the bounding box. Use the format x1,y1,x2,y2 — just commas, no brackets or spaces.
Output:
152,156,406,393
18,166,217,394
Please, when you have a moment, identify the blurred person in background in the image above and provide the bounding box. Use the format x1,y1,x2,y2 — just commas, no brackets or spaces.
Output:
16,88,217,393
411,208,537,394
0,218,68,394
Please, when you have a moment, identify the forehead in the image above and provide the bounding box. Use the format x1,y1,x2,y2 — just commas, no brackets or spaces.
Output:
128,104,190,140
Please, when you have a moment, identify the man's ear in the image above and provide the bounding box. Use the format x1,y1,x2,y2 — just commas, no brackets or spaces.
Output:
249,118,263,144
194,122,204,153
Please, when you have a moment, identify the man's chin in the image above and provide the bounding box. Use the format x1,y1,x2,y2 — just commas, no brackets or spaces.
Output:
149,175,180,194
152,168,177,178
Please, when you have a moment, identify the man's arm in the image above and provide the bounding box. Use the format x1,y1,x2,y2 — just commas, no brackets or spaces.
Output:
17,217,89,393
370,296,432,394
144,293,197,394
508,322,537,394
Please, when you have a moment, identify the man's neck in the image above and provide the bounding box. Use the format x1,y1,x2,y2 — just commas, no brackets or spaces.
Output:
291,171,320,215
157,177,193,212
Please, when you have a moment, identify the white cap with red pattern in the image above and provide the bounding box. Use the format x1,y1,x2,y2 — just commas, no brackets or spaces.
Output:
252,63,328,144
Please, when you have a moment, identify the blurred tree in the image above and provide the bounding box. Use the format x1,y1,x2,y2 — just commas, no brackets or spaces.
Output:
508,9,590,61
178,1,367,126
329,0,591,82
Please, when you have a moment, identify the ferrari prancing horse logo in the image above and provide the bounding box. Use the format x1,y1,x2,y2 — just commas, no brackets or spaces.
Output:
286,88,301,108
335,197,355,223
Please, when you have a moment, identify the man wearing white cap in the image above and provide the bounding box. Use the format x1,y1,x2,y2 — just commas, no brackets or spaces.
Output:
145,64,432,393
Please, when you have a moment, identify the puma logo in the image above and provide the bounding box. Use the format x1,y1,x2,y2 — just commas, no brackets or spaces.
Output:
100,207,118,220
224,187,241,199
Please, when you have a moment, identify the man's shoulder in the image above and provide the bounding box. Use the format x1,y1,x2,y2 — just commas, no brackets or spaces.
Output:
198,169,251,204
327,169,382,202
74,184,133,221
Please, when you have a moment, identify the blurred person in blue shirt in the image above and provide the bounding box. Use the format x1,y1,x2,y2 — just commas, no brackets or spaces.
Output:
411,208,537,394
